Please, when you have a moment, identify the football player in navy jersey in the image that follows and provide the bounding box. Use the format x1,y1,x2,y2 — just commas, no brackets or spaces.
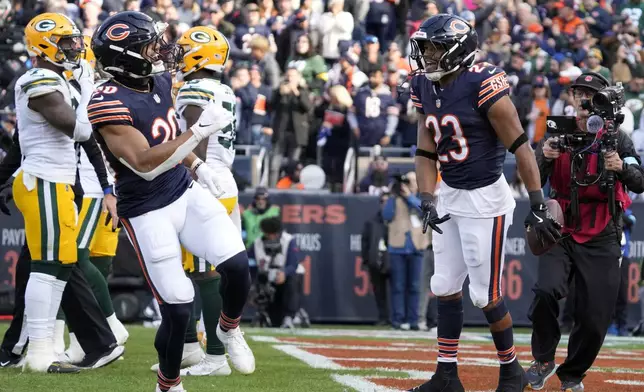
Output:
349,68,399,147
90,11,254,392
406,14,561,392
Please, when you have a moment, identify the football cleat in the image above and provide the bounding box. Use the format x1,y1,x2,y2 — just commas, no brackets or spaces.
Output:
408,363,465,392
180,354,231,376
45,361,82,374
0,349,23,368
496,359,528,392
561,381,584,392
216,324,255,374
155,382,187,392
78,343,124,369
150,342,204,372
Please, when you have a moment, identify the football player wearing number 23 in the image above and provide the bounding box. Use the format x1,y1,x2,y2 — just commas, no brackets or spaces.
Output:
89,11,254,392
408,14,561,392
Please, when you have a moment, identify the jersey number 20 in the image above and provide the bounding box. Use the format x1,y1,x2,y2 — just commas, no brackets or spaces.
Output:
152,108,179,142
426,114,470,163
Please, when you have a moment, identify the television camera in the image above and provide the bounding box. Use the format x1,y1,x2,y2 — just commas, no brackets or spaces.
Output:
545,83,626,220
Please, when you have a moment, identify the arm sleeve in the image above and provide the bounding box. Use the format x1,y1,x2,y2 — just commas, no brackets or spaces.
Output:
80,136,110,190
283,238,300,277
535,138,555,187
87,95,134,129
0,128,22,186
406,194,422,214
617,131,644,194
476,67,511,114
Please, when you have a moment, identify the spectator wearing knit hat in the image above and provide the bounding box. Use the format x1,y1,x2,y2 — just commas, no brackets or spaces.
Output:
583,48,611,82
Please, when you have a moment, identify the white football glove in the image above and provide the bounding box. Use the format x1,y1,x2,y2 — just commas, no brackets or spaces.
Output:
190,100,234,142
72,59,95,91
194,163,224,198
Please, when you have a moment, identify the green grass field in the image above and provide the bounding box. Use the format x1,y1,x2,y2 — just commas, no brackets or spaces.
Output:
1,324,644,392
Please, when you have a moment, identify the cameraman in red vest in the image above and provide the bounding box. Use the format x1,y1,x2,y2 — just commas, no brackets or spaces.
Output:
526,72,644,392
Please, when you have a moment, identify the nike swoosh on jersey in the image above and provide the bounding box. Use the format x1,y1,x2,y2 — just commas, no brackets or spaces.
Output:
92,95,105,101
532,212,543,223
488,68,497,74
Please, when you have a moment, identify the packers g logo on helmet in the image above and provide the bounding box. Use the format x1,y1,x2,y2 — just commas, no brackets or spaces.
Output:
176,26,230,81
189,31,211,44
34,19,56,32
25,13,84,69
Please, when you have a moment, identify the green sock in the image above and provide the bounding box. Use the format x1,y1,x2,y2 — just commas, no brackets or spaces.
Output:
90,256,113,279
77,248,114,317
197,277,225,355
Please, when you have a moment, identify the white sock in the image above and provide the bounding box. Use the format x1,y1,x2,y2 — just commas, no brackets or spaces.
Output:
53,319,66,356
49,279,67,339
66,332,85,363
24,272,56,368
183,342,201,354
106,313,129,345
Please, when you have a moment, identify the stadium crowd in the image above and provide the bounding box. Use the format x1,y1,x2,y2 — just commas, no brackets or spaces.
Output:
1,0,644,191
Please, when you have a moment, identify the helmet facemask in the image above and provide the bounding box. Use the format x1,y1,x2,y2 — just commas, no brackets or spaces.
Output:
410,35,477,82
44,33,85,69
141,32,179,77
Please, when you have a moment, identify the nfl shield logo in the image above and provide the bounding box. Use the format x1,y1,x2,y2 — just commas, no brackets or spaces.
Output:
436,99,441,108
153,94,161,104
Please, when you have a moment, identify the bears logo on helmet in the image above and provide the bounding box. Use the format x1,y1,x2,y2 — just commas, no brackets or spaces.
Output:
92,11,177,79
409,14,478,82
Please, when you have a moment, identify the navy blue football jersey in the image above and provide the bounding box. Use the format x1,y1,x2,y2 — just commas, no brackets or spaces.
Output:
353,85,398,146
89,73,191,218
410,63,509,190
234,24,272,53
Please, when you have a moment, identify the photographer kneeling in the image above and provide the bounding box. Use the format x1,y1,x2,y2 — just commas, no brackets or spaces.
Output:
248,217,305,329
527,72,644,391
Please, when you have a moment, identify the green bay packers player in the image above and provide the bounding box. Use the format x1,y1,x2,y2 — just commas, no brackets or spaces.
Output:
55,36,129,364
159,26,241,377
14,13,94,373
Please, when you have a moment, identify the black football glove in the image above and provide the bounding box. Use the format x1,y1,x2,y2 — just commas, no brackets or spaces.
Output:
0,179,13,216
420,193,450,234
524,203,562,245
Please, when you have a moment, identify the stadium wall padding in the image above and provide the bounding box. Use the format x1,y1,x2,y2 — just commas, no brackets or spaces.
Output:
0,193,642,327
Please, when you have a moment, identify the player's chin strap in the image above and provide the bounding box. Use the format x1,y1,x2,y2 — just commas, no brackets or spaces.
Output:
508,133,528,155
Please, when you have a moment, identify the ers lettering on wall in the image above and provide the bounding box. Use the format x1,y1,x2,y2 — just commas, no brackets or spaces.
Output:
238,204,346,225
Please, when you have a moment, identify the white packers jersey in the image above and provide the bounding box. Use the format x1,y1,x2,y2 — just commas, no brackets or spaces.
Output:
15,68,77,185
175,79,237,169
73,80,114,198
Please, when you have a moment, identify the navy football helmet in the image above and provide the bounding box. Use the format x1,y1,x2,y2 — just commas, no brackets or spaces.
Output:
91,11,178,79
410,14,478,82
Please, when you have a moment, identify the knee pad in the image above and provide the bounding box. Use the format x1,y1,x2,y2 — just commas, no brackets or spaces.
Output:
430,274,460,298
468,284,491,309
156,265,195,304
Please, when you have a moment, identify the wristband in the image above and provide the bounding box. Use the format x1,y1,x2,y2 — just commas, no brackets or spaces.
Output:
419,192,434,203
528,190,545,206
103,185,114,196
191,158,204,173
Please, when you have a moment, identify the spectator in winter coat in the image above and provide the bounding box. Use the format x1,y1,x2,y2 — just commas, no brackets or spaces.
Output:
236,64,273,146
318,0,354,65
286,33,328,96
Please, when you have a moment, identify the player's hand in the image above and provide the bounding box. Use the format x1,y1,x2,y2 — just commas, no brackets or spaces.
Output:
0,180,13,216
72,59,95,88
524,203,562,245
542,137,561,160
102,193,119,231
191,101,234,142
380,135,391,146
419,192,450,234
194,163,224,198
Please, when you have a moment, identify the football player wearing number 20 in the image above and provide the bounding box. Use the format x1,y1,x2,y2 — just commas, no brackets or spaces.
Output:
408,14,561,392
89,11,253,392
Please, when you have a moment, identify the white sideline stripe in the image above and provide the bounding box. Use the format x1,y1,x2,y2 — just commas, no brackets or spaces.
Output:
331,374,402,392
272,344,344,370
606,380,644,386
249,335,281,343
